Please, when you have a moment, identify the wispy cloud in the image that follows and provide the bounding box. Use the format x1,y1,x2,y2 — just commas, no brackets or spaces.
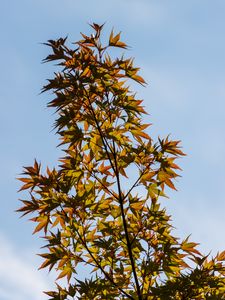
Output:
0,233,52,300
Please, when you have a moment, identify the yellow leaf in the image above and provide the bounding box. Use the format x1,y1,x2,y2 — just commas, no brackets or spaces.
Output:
81,67,91,77
130,202,144,210
142,172,155,182
56,267,72,281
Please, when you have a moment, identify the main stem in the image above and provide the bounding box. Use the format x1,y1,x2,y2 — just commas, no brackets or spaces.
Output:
113,142,143,300
87,92,142,299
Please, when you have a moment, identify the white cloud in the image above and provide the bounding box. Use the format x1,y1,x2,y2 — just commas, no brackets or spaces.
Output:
0,233,52,300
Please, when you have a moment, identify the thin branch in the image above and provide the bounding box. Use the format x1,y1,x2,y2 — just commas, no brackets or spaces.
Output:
75,224,134,300
123,162,153,201
82,163,117,199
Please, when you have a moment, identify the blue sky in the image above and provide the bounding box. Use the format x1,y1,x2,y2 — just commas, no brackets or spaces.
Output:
1,1,225,299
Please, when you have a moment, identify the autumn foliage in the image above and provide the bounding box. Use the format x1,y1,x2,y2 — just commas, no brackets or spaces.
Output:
18,24,225,299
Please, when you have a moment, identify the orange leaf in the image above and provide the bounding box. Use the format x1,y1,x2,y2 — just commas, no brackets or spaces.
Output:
33,218,48,234
165,178,177,191
131,74,146,85
217,251,225,261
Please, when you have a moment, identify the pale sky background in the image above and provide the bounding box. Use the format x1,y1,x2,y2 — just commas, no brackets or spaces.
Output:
1,1,225,299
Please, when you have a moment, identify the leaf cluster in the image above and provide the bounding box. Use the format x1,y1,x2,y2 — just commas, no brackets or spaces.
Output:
17,24,225,299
